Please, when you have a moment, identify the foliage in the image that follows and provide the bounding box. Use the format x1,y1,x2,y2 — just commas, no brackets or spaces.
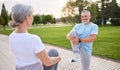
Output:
33,14,42,24
93,18,102,26
1,3,9,30
61,0,120,26
50,17,56,24
87,2,99,21
110,18,120,26
107,0,120,18
61,15,80,23
61,0,99,23
41,15,54,24
96,0,120,25
0,16,5,25
32,14,56,24
62,0,89,17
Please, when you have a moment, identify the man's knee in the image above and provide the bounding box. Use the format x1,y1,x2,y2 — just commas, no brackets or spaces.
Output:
48,49,59,57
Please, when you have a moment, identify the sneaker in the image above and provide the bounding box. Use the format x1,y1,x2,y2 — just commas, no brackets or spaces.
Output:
71,53,80,62
71,58,80,62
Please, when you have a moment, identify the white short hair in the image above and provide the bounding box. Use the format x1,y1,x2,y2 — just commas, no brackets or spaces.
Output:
81,10,91,16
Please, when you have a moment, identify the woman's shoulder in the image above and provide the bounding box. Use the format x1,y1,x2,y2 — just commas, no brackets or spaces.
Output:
28,33,40,40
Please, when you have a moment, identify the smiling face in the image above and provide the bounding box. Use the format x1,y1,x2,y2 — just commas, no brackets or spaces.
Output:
81,10,91,24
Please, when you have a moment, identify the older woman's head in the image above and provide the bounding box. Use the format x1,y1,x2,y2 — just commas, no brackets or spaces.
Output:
9,3,33,27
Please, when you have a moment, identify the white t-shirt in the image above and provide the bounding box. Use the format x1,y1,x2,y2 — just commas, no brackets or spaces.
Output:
9,32,45,67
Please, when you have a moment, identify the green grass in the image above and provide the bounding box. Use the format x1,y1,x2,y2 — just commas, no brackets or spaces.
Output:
93,26,120,60
29,26,73,49
0,25,120,61
0,29,13,35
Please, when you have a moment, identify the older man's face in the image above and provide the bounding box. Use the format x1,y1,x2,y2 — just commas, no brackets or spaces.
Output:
81,13,91,24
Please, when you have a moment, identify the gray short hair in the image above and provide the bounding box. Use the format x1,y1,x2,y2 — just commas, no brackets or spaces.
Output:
81,10,91,16
8,3,33,27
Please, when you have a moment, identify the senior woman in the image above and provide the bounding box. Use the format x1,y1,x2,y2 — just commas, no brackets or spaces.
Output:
8,3,61,70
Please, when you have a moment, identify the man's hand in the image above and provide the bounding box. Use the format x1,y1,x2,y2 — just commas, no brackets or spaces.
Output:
71,36,79,44
66,33,79,44
66,33,75,40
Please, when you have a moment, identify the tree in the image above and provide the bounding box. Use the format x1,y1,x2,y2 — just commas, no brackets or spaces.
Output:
62,0,89,17
99,0,110,25
97,0,120,25
109,0,120,18
33,14,41,24
1,3,9,30
0,16,5,27
61,0,92,23
41,15,53,24
62,0,77,17
50,17,56,24
87,2,99,22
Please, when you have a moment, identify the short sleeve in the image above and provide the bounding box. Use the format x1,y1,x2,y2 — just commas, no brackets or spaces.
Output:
91,24,98,35
70,24,79,32
32,35,45,53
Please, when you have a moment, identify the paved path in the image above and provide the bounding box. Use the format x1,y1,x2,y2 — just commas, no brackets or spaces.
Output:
0,34,120,70
0,34,16,70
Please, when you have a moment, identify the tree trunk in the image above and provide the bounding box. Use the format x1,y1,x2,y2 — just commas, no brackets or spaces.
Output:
3,25,5,31
101,17,104,26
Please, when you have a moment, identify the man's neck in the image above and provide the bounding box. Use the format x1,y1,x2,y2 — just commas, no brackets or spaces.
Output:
83,22,91,25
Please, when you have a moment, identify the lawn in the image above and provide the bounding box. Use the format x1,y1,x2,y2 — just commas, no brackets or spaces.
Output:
93,26,120,60
0,25,120,61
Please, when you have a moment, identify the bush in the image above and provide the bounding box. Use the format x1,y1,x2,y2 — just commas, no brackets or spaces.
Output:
110,18,120,26
93,19,102,26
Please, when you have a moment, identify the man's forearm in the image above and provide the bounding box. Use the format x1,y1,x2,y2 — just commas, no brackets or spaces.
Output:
80,34,97,43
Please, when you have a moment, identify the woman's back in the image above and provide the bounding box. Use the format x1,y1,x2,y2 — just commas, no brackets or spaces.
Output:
9,32,44,67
